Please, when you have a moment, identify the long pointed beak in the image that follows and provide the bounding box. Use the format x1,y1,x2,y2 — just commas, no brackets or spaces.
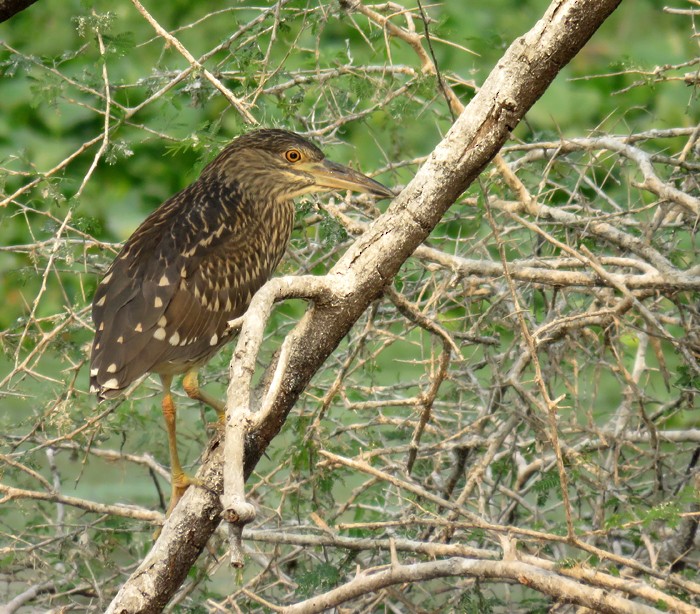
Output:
305,159,395,200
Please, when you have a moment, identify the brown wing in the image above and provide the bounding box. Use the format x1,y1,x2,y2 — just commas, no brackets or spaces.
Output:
90,176,294,398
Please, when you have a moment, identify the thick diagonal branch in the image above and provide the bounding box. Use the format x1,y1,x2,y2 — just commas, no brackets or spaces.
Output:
105,1,623,611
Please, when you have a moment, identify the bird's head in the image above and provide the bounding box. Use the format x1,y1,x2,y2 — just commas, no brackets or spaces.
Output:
202,129,394,202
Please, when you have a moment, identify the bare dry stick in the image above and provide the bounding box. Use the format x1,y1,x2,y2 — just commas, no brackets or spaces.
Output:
318,449,492,527
128,0,257,125
75,12,112,198
12,211,73,370
281,557,664,614
0,135,103,208
252,526,698,613
0,483,161,523
322,199,698,291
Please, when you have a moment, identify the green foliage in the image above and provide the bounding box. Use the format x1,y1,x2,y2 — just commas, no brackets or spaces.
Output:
458,581,502,613
676,365,700,390
555,557,578,570
532,469,560,507
318,207,349,246
297,562,342,598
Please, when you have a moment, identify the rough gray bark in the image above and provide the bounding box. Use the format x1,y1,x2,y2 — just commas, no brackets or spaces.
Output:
105,0,624,611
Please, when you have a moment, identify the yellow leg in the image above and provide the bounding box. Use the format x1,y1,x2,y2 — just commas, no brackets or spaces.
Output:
160,374,199,518
182,369,225,420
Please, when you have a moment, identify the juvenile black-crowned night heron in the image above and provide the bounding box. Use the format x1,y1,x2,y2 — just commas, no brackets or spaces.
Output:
90,129,393,515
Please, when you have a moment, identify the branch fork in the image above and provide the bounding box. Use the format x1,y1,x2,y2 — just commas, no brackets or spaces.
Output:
220,275,336,565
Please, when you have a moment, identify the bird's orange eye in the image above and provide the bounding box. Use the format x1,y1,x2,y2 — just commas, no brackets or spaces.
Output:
284,148,302,163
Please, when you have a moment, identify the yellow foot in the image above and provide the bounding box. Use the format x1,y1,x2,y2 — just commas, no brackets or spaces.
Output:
167,471,206,516
153,472,207,540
